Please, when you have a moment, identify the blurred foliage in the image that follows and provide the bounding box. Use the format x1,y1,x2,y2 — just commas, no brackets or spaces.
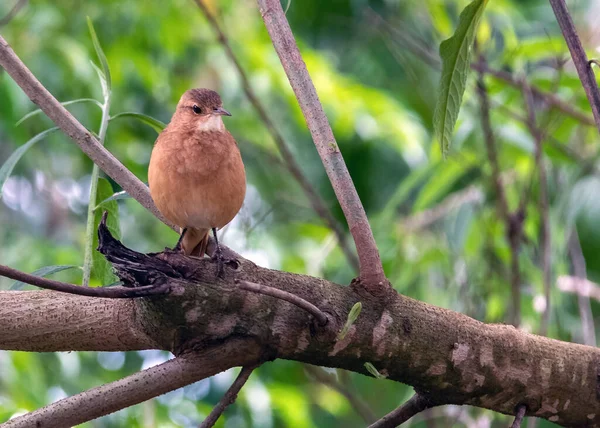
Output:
1,0,599,426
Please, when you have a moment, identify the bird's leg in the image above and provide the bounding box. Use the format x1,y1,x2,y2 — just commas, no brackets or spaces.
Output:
211,227,225,278
172,228,188,253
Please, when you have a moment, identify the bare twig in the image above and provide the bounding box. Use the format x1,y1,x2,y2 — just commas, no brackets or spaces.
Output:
0,0,27,26
0,263,171,298
476,61,522,327
567,231,596,346
522,80,552,335
0,35,175,231
193,0,359,271
549,0,600,133
4,338,260,428
368,393,435,428
235,279,328,325
367,9,596,127
257,0,388,292
305,365,376,424
510,404,527,428
199,364,258,428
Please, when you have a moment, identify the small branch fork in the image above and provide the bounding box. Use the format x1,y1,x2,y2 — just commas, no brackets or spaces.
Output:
368,393,436,428
192,0,360,272
236,279,328,326
199,364,259,428
549,0,600,134
256,0,388,293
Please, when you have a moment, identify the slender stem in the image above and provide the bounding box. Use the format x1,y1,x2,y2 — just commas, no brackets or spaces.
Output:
522,81,552,335
256,0,387,292
4,339,260,428
199,364,258,428
0,263,170,298
568,230,596,346
193,0,359,271
368,394,435,428
548,0,600,134
0,0,27,26
235,279,328,326
82,85,111,286
0,35,176,231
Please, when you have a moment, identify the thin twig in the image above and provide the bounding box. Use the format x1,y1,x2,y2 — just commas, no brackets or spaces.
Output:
510,404,527,428
3,339,259,428
0,35,176,231
367,8,596,127
549,0,600,133
199,364,259,428
0,0,27,26
567,231,596,346
305,365,376,424
522,80,552,335
0,263,170,298
193,0,359,271
368,393,435,428
257,0,388,292
235,279,328,326
476,60,522,327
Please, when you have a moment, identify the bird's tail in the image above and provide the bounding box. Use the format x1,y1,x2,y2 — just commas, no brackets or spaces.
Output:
181,228,210,257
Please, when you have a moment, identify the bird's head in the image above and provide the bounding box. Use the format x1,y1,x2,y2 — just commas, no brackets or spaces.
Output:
173,88,231,132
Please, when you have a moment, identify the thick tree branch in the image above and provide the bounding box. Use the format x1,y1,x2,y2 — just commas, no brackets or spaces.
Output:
4,338,261,428
199,364,258,428
0,262,171,298
549,0,600,134
369,393,435,428
0,35,175,231
193,0,359,272
256,0,387,292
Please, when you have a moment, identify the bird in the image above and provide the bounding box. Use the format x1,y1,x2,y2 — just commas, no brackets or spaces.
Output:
148,88,246,276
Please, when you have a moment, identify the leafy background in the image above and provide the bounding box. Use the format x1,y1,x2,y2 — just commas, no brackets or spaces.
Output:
1,0,599,426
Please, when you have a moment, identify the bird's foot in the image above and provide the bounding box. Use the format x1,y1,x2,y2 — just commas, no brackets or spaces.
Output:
211,244,226,278
171,228,188,253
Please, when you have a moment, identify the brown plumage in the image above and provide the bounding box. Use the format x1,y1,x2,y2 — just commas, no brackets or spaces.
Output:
148,88,246,260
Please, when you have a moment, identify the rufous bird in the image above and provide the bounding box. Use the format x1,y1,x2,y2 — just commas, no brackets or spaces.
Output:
148,88,246,276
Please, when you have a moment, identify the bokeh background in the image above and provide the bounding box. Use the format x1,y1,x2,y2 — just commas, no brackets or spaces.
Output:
1,0,600,426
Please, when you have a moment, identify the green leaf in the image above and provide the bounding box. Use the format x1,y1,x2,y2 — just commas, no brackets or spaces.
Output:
86,16,111,91
16,99,102,126
90,177,121,286
109,112,166,133
0,127,59,200
364,362,387,379
337,302,362,341
10,265,81,290
433,0,489,157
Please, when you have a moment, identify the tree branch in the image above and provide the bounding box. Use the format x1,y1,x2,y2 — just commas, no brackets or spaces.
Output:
0,262,171,298
193,0,359,272
510,404,527,428
549,0,600,134
0,35,175,231
0,0,27,26
4,338,261,428
256,0,387,292
236,279,328,326
368,393,435,428
199,364,258,428
476,61,522,327
521,80,552,336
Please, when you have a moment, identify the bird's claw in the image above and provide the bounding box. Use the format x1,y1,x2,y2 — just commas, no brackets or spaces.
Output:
211,246,227,278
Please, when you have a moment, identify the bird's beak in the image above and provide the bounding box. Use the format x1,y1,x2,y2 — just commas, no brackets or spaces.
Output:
214,107,232,116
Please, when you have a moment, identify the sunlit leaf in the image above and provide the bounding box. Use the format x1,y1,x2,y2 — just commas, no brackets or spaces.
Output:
110,112,166,133
433,0,489,157
86,16,111,91
0,127,59,200
10,265,81,290
16,99,102,126
90,178,121,286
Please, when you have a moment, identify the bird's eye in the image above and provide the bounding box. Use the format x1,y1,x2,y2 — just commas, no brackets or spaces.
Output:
192,105,202,114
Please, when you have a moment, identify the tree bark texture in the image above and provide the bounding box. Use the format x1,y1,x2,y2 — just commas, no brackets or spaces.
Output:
1,223,597,427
